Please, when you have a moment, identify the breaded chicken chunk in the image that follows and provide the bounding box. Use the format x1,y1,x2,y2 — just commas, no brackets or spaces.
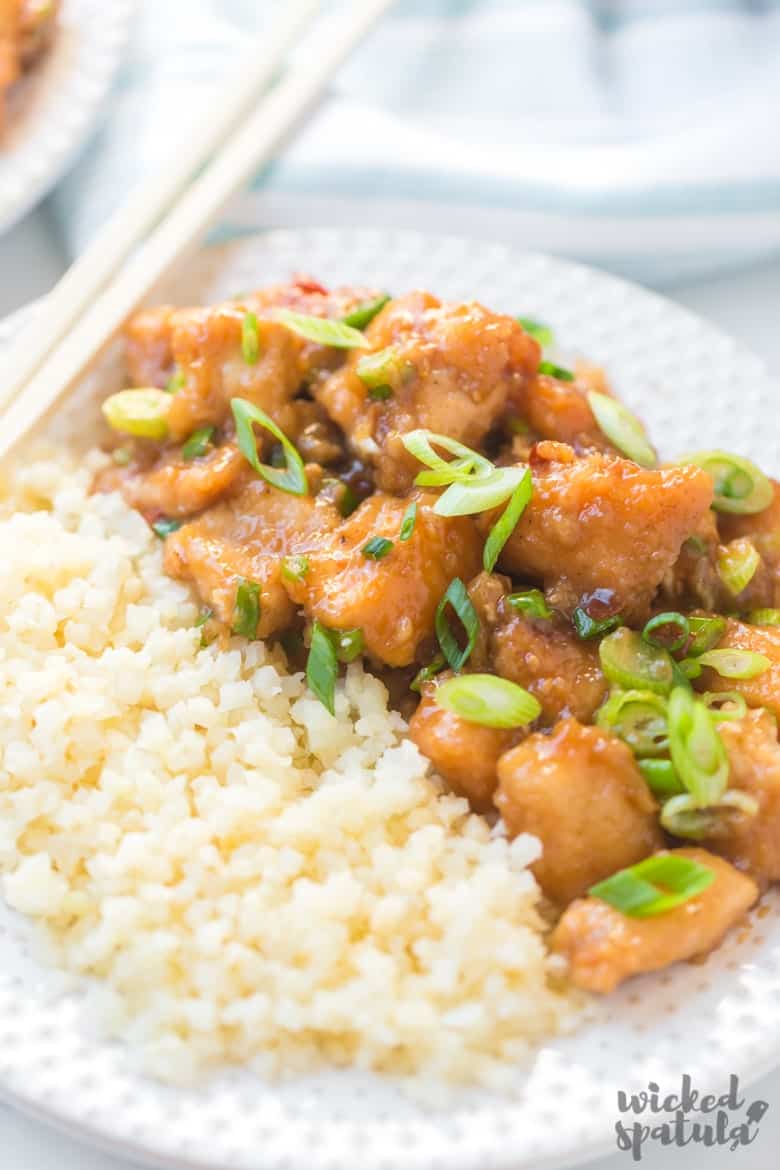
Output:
409,676,519,810
282,491,482,667
163,478,340,639
551,849,758,993
316,293,540,494
490,600,607,724
123,281,382,393
495,719,662,904
491,443,713,624
696,618,780,720
715,709,780,886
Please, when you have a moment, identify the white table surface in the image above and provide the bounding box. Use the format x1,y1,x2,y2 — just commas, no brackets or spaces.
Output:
1,209,780,1170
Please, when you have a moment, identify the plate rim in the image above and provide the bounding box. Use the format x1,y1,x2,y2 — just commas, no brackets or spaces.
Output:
0,0,133,235
1,226,779,1170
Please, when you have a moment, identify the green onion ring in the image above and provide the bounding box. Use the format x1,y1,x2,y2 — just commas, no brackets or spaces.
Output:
677,450,773,515
434,673,541,729
667,686,729,806
435,578,479,671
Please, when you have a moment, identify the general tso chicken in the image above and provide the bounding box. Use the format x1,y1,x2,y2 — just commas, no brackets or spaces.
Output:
98,277,780,996
0,0,58,137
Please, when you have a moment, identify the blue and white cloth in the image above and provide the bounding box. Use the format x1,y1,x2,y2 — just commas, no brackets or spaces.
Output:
52,0,780,286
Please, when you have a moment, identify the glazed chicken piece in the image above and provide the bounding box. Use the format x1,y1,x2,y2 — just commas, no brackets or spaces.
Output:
490,595,607,724
718,478,780,607
164,306,307,443
715,709,780,886
163,478,340,639
124,306,179,389
123,281,382,393
282,491,482,667
96,399,346,522
517,373,614,454
663,502,778,614
409,676,519,811
495,719,662,904
489,442,714,624
551,848,758,994
696,617,780,720
315,292,540,494
96,440,249,521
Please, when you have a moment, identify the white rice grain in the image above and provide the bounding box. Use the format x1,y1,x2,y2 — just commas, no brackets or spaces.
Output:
0,452,577,1088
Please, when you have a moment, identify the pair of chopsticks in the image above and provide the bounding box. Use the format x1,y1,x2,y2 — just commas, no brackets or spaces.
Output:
0,0,396,459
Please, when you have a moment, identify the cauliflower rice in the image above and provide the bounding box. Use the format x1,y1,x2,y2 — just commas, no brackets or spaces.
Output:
0,452,576,1089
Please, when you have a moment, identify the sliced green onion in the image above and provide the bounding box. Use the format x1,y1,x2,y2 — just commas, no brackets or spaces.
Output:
668,686,729,806
102,388,172,441
411,654,446,693
306,620,338,715
280,555,309,585
276,309,369,349
589,853,715,918
684,534,708,557
435,673,541,729
678,657,703,680
362,536,393,560
596,690,669,758
435,466,527,518
678,450,773,515
166,369,186,394
181,426,215,462
341,294,390,330
482,469,533,572
747,608,780,626
112,445,132,466
516,317,554,347
642,611,690,653
573,608,622,641
701,691,748,722
337,483,359,517
697,648,771,680
508,416,530,435
231,397,308,496
334,628,365,663
686,615,727,656
436,578,479,671
638,758,684,798
587,391,656,468
506,589,553,620
401,429,493,486
661,790,759,840
232,579,261,639
717,539,761,596
399,501,417,542
356,346,401,396
538,360,574,383
599,627,676,695
368,385,392,401
241,312,260,364
196,606,215,648
151,516,182,539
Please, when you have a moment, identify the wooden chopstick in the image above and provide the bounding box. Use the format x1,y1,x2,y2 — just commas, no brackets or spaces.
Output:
0,0,321,410
0,0,395,460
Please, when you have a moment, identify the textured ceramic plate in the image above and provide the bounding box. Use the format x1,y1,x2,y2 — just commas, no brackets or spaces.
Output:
0,0,131,234
1,229,780,1170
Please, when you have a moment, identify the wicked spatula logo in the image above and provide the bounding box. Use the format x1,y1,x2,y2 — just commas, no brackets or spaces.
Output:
615,1075,769,1161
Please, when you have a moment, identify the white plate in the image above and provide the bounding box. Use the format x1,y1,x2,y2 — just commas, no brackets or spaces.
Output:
1,228,780,1170
0,0,132,234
